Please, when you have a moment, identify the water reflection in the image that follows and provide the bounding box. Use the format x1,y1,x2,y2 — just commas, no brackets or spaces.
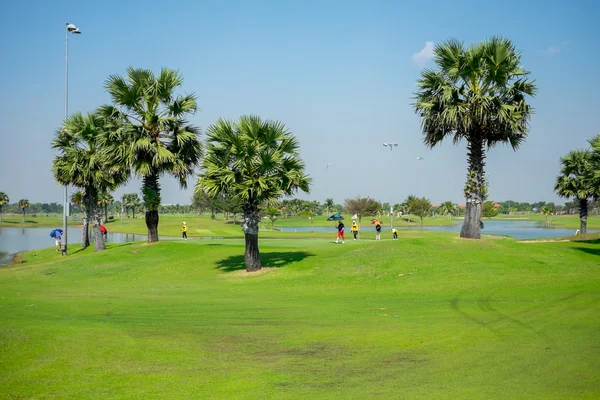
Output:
0,227,146,257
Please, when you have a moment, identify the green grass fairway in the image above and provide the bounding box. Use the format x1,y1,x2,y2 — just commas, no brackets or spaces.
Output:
1,232,599,399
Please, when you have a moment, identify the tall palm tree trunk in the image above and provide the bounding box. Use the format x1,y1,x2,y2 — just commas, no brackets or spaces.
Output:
91,203,106,252
104,204,108,224
22,209,25,223
82,191,95,249
461,136,486,239
81,209,90,248
243,202,261,272
143,172,160,243
579,198,588,234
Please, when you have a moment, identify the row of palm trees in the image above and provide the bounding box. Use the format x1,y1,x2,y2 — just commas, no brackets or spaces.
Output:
554,135,600,234
53,67,203,252
53,68,311,268
54,36,555,268
0,193,31,223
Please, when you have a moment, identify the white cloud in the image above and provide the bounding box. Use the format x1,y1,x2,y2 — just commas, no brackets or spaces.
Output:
412,41,435,66
543,41,568,55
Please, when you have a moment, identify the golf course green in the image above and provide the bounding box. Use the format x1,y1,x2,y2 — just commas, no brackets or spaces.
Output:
1,231,598,399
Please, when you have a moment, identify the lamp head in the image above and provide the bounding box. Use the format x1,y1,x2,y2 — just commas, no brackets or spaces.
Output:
66,23,81,34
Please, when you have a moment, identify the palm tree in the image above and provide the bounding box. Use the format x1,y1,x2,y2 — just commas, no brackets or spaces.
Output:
198,116,311,272
123,193,141,219
402,194,418,222
17,199,29,223
52,112,128,252
100,67,202,243
71,190,89,248
98,191,114,223
439,201,455,220
541,205,553,226
590,134,600,188
324,198,335,216
554,150,596,234
414,37,536,239
0,192,9,223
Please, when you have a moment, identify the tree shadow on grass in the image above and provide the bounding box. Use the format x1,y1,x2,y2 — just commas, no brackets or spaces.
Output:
573,238,600,245
572,246,600,257
215,251,314,272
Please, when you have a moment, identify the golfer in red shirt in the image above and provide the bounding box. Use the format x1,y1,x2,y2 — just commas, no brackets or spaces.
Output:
335,221,345,244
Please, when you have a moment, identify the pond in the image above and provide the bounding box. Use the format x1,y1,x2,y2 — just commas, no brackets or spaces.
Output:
277,220,589,239
0,228,146,265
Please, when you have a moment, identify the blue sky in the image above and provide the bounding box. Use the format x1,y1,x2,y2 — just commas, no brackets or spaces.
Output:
1,0,599,205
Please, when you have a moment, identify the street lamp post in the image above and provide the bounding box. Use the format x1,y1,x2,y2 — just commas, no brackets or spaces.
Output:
325,163,331,216
62,23,81,256
383,142,398,228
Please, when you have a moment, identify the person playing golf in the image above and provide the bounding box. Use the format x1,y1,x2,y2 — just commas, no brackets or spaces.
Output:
335,221,345,244
392,227,398,240
375,223,382,240
351,221,359,240
182,222,188,240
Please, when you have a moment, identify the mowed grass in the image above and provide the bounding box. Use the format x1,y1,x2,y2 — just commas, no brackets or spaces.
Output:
1,232,599,399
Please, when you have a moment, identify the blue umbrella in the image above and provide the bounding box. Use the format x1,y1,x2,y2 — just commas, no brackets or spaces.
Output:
49,228,63,238
326,213,344,221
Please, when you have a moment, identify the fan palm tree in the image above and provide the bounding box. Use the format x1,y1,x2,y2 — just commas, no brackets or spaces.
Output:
17,199,29,223
52,112,128,252
71,190,89,248
197,116,311,272
324,198,335,216
439,201,455,220
123,193,141,219
414,37,536,239
554,150,596,234
0,192,9,223
98,191,114,223
589,134,600,187
401,194,418,222
540,205,553,226
100,67,202,243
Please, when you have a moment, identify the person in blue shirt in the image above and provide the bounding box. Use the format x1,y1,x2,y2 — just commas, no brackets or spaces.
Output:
55,231,62,252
